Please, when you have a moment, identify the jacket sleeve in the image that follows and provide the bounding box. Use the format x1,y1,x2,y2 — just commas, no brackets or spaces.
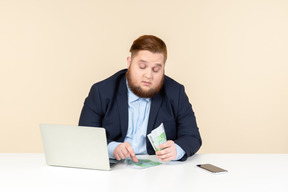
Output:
78,84,104,129
174,85,202,161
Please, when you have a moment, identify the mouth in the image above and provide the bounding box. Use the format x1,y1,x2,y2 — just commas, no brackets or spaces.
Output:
142,81,152,86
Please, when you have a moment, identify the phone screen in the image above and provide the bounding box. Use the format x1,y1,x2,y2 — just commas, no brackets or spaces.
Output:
197,164,228,174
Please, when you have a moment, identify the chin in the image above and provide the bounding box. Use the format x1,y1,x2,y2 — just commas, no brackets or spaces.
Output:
141,86,152,91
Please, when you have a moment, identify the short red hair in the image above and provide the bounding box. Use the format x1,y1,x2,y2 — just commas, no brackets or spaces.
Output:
129,35,167,63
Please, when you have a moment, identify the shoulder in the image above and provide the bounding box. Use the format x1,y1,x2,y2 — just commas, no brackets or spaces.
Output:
90,69,127,96
161,75,185,95
95,69,127,86
92,69,126,88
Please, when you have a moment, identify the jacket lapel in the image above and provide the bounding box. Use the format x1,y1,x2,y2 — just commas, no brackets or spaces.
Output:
147,93,162,135
117,76,129,140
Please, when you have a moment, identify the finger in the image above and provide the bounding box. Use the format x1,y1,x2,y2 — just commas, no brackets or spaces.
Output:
120,147,130,159
157,151,176,161
117,151,125,159
115,151,125,161
156,148,167,156
115,145,126,160
124,143,138,162
156,148,170,158
121,148,130,158
160,155,174,162
156,154,170,161
158,143,166,150
158,140,173,150
156,145,172,156
113,147,121,160
114,153,121,161
131,155,138,162
124,143,135,156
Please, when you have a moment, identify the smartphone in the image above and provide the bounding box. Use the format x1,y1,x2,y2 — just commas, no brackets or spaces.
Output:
197,164,228,174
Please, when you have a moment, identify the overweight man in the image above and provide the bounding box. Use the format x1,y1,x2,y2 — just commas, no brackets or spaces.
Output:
79,35,202,162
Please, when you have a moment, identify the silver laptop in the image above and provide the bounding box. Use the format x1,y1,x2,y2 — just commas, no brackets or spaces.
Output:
40,124,119,170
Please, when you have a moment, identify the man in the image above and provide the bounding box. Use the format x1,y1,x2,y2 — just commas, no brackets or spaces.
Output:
79,35,201,162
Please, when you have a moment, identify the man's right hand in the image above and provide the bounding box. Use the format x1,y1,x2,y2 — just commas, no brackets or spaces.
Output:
113,142,138,162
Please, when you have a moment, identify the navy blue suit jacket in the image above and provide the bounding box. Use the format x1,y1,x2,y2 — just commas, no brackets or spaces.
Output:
79,69,202,161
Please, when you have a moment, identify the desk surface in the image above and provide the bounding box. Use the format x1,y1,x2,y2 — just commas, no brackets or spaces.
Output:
0,153,287,192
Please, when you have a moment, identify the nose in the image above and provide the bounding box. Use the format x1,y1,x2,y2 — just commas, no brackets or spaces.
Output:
144,69,152,79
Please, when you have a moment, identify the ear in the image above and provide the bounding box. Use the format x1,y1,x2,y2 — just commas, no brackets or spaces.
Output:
127,56,132,68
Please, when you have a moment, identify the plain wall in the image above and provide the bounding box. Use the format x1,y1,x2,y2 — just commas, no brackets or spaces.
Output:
0,0,287,153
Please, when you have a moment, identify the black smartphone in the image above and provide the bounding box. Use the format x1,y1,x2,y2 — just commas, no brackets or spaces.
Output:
197,164,228,174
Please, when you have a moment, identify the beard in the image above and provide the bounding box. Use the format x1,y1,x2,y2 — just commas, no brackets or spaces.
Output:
126,69,164,98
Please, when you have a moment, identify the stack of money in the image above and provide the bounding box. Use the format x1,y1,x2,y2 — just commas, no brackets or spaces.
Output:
147,123,167,151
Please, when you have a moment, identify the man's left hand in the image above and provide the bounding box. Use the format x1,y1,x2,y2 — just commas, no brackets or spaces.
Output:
156,140,177,161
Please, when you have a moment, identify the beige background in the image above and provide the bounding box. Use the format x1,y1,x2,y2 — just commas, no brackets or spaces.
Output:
0,0,287,153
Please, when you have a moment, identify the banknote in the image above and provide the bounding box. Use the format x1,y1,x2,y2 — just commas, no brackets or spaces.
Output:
147,123,167,151
125,159,161,169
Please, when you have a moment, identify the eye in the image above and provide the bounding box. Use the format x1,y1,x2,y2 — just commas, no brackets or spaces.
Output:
139,64,146,69
152,66,160,72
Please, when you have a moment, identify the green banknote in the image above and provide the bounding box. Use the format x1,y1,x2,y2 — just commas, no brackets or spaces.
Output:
125,159,161,169
147,123,167,151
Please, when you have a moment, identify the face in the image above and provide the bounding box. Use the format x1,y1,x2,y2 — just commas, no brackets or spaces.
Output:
126,50,165,98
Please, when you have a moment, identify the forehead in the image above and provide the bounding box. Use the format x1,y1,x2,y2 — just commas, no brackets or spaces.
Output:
132,50,165,65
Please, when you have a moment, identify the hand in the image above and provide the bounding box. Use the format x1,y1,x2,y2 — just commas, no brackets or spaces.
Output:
113,142,138,162
156,140,177,162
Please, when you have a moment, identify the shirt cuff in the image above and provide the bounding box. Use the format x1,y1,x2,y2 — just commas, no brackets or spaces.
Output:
174,143,185,160
107,141,122,159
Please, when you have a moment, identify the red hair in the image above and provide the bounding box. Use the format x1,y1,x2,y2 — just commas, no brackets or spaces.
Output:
129,35,167,63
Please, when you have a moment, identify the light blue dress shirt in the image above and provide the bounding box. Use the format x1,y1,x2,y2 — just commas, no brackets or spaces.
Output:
108,81,185,160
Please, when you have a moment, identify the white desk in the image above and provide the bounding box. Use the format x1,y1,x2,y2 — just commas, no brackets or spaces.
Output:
0,153,287,192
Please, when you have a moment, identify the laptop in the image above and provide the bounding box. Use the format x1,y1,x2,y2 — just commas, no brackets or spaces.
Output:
40,124,120,170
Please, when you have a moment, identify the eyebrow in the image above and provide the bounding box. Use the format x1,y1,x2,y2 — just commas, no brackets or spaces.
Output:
138,60,163,67
154,63,162,68
138,59,148,64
